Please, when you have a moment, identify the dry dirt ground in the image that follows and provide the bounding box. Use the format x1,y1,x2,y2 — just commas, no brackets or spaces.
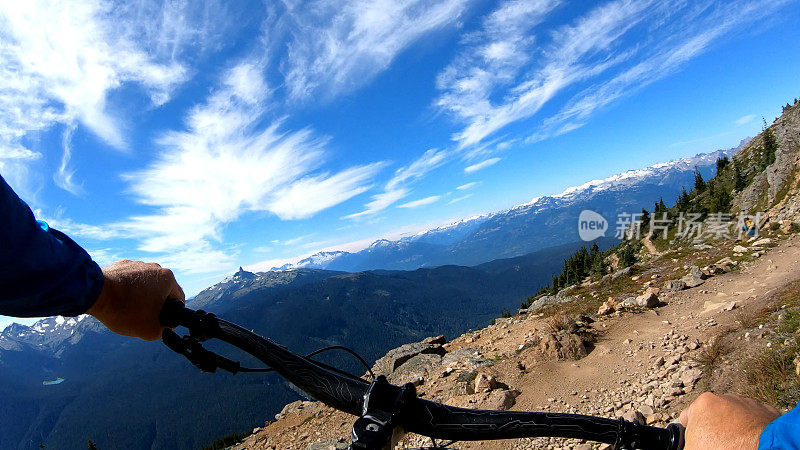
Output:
235,233,800,450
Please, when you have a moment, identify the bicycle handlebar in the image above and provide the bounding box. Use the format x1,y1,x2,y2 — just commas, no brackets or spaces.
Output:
159,299,684,449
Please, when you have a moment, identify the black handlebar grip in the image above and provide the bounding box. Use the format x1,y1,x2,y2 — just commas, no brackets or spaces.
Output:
160,298,192,329
665,423,685,450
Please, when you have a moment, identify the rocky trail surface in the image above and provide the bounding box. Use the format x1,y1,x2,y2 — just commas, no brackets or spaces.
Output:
233,231,800,450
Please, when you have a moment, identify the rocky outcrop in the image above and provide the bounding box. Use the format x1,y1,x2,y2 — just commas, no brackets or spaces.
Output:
734,101,800,223
371,339,447,376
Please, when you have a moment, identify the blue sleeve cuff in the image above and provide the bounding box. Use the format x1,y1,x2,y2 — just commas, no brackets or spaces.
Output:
759,401,800,450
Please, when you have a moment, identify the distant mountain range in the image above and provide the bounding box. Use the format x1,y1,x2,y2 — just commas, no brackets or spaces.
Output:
271,143,746,273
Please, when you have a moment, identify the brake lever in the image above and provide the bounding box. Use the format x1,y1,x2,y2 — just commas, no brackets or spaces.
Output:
160,298,220,341
162,328,244,374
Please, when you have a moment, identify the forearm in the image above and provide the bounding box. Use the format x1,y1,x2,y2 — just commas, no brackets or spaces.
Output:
0,174,104,317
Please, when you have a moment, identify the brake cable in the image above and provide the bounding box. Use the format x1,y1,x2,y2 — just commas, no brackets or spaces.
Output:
163,309,375,380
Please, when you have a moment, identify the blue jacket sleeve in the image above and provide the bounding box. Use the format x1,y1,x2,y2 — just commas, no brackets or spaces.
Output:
0,174,104,317
759,401,800,449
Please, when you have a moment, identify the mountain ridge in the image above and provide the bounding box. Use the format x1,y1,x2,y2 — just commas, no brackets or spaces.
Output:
265,144,746,274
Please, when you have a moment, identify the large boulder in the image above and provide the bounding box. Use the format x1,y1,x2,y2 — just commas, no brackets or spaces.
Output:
681,266,706,288
636,290,660,308
663,279,687,292
484,389,520,410
527,293,578,312
442,347,481,367
751,237,773,247
597,298,617,315
474,372,498,392
714,257,738,273
275,400,320,420
372,341,446,376
387,353,443,384
539,332,588,360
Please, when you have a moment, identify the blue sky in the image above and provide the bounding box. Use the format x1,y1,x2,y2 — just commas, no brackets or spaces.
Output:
1,0,799,328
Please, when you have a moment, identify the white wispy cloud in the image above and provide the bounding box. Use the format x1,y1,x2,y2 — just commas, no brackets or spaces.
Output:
448,193,472,204
398,195,441,209
119,61,383,273
54,125,83,196
280,0,473,101
344,147,450,219
530,0,791,143
33,208,128,241
464,157,500,173
438,0,789,148
0,0,229,197
735,114,756,126
456,181,480,190
86,248,126,267
0,1,187,149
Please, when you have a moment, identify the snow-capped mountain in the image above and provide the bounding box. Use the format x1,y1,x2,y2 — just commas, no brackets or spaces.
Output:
0,315,103,355
266,143,745,273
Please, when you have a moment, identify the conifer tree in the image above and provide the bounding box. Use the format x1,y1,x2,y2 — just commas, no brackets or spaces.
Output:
734,162,747,191
640,208,650,231
716,156,729,172
676,187,690,211
693,168,706,192
761,128,778,169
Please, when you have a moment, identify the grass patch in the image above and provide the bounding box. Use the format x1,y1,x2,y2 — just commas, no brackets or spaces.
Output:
779,310,800,334
735,308,765,330
743,342,800,409
691,334,732,376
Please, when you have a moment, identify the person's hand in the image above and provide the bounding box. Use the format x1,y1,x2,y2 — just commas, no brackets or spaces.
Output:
679,392,780,449
88,260,185,341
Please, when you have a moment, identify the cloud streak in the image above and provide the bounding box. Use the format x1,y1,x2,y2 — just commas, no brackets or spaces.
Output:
437,0,790,148
456,181,479,190
280,0,474,101
119,61,383,272
465,157,500,173
398,195,441,209
735,114,756,126
344,147,450,219
0,0,231,197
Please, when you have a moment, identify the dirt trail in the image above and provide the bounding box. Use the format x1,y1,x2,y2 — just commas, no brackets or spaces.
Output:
526,235,797,406
642,236,662,256
464,234,800,450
